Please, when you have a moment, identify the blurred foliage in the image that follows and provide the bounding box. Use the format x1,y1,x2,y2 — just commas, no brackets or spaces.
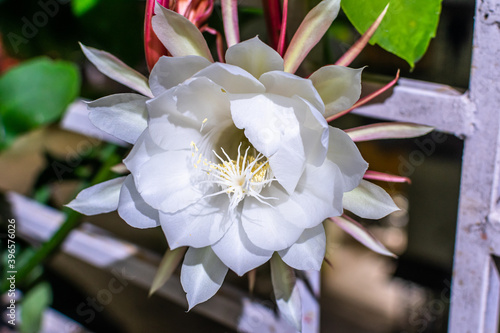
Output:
342,0,442,68
0,57,80,149
20,282,52,333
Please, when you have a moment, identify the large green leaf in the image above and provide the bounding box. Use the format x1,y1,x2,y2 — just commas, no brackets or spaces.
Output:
0,58,80,148
341,0,442,68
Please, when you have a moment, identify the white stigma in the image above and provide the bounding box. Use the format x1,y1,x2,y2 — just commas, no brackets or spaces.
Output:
196,143,275,210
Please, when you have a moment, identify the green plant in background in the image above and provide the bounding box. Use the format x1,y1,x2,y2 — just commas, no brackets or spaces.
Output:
0,58,80,149
342,0,442,68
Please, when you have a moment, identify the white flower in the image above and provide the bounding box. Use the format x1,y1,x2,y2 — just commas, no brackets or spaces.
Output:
68,3,399,320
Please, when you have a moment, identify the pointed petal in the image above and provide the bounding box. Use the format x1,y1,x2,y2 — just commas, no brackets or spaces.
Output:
363,170,411,184
259,71,324,113
159,195,232,249
149,55,211,96
278,224,326,271
343,179,399,219
150,247,187,296
66,177,126,215
225,37,284,79
211,219,273,276
192,62,265,94
283,0,341,73
152,3,214,61
270,254,302,331
330,215,395,257
88,93,149,144
118,175,159,229
221,0,240,47
335,4,389,67
309,65,363,117
346,122,434,142
181,247,228,310
80,43,153,98
327,127,368,192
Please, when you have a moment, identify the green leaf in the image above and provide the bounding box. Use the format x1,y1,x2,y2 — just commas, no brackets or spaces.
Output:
341,0,442,68
20,282,53,333
0,58,80,148
72,0,101,16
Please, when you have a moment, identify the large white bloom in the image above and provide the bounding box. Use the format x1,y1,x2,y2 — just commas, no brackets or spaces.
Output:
69,37,371,306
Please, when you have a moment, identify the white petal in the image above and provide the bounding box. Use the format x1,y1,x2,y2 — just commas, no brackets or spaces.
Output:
270,254,302,331
278,224,326,271
134,150,202,213
181,247,228,310
117,175,159,229
149,55,211,96
343,180,399,219
230,93,305,193
152,3,213,61
309,65,363,117
294,96,329,167
259,71,324,113
241,196,304,251
80,43,153,98
327,127,368,192
211,218,272,276
88,93,148,144
346,122,434,142
225,37,284,79
331,216,395,257
123,130,165,175
150,247,187,296
263,160,343,230
66,177,125,215
192,63,265,94
159,195,232,249
147,77,232,151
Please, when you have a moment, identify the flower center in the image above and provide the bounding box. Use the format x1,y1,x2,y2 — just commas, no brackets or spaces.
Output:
193,142,275,210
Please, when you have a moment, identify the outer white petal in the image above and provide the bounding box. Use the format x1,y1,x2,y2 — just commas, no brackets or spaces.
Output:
181,247,228,310
343,180,399,219
67,177,126,215
309,65,363,117
327,127,368,192
88,93,148,144
80,43,153,98
278,224,326,271
259,71,324,113
225,37,284,79
270,254,302,331
117,175,159,229
192,63,266,94
149,55,211,96
211,218,273,276
152,3,213,61
123,130,166,175
159,195,232,249
230,93,305,193
241,196,304,251
134,150,202,213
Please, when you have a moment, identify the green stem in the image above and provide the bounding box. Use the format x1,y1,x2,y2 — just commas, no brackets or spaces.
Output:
1,146,121,292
